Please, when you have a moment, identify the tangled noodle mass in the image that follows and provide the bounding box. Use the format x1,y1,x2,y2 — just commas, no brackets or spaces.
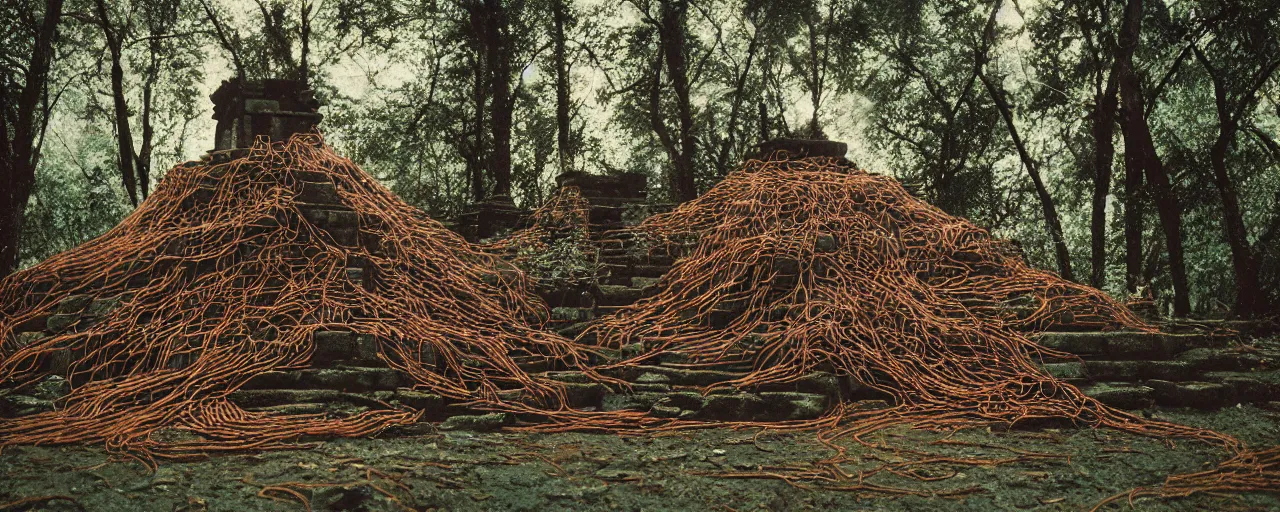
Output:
0,135,1274,502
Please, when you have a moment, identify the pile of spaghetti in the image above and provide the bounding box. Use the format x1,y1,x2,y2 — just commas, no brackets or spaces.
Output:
572,156,1272,499
0,138,1273,502
0,135,591,458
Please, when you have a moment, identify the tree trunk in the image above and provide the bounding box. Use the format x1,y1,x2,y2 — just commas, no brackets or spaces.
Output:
552,0,573,174
714,27,760,177
1088,74,1120,290
96,0,140,206
980,73,1074,280
300,0,311,86
1209,123,1261,315
467,7,488,203
806,12,821,138
138,18,166,201
758,102,770,142
484,0,513,198
1115,0,1189,315
1193,46,1276,317
660,0,697,202
0,0,63,276
977,3,1071,280
1122,121,1143,294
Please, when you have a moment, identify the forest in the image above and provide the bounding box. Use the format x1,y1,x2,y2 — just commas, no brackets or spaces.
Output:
2,0,1278,318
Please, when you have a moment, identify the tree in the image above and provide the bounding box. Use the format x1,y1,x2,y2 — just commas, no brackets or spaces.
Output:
1114,0,1190,316
978,1,1074,280
1,0,64,277
1025,0,1123,290
861,0,1009,224
551,0,574,173
650,0,699,202
1190,0,1280,316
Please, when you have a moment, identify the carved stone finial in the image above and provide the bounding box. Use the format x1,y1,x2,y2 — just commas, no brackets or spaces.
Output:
210,78,323,150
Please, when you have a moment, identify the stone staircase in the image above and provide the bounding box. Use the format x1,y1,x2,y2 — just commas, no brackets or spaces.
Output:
1034,330,1279,410
6,165,1278,430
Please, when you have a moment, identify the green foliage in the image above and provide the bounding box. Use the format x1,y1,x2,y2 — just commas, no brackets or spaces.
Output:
515,230,600,288
9,0,1280,316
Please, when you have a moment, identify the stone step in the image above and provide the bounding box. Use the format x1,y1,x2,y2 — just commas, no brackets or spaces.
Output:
1031,331,1231,360
597,285,645,306
549,307,594,324
1203,370,1280,404
1084,360,1199,382
599,254,677,266
499,382,609,409
1078,370,1280,410
241,366,411,392
1040,346,1268,383
1080,382,1155,409
294,181,342,205
231,389,451,419
632,277,662,289
1176,347,1269,372
311,331,387,366
600,390,828,421
602,264,670,279
1146,380,1238,409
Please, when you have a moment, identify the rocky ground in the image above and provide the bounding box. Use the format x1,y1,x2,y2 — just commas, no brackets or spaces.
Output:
2,404,1278,511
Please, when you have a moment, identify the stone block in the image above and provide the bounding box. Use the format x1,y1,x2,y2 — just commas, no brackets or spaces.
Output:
635,372,670,384
0,395,53,417
1032,332,1104,357
32,375,69,401
227,389,394,409
13,331,46,349
1147,380,1236,409
1205,371,1280,403
86,295,126,317
551,307,593,323
631,277,662,289
555,321,594,340
754,372,842,398
619,365,740,387
299,207,359,229
694,393,766,421
1105,332,1167,359
1079,360,1197,381
45,314,80,333
1040,362,1089,381
1081,382,1154,409
243,98,281,113
393,390,445,411
295,181,341,205
439,412,512,432
601,391,665,412
311,330,356,363
1141,360,1199,381
56,294,92,314
597,285,644,306
290,170,332,183
323,227,359,246
243,367,409,392
815,234,838,253
759,392,828,420
1177,348,1262,372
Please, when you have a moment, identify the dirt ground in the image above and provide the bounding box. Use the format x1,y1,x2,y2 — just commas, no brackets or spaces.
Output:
2,405,1278,511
